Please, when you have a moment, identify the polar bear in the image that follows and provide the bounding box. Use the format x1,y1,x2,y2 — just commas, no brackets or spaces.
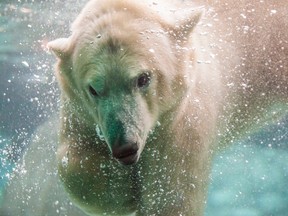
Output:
3,0,287,216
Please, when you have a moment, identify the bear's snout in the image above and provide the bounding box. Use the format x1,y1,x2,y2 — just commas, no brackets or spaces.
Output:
111,140,139,165
102,112,142,165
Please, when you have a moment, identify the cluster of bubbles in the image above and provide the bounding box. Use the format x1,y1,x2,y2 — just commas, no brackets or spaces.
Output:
0,1,85,213
0,1,288,216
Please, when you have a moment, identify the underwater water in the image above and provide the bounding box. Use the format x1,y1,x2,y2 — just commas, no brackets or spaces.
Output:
206,127,288,216
0,1,288,216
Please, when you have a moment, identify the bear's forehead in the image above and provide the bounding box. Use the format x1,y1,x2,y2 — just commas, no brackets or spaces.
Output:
71,12,175,79
73,25,141,60
73,8,167,51
72,37,144,81
72,26,168,72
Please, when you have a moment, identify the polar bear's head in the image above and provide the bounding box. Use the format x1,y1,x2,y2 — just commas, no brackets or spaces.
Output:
48,0,201,165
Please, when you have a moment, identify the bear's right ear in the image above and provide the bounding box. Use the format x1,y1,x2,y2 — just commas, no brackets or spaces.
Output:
47,38,71,59
167,9,202,43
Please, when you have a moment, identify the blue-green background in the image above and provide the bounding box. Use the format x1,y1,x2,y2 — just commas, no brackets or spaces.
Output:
1,1,287,215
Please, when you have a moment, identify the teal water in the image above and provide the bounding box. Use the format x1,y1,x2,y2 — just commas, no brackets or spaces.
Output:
206,143,288,216
1,1,288,215
206,119,288,216
0,136,14,205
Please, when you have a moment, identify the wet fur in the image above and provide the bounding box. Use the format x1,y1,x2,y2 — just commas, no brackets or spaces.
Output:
2,0,287,216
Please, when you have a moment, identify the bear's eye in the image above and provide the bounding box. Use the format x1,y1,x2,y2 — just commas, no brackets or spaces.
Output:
89,85,98,96
137,72,151,88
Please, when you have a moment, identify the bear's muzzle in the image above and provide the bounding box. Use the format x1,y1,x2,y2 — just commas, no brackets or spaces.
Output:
111,141,139,165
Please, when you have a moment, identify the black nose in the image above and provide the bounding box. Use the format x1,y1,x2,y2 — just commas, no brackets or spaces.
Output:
111,141,139,165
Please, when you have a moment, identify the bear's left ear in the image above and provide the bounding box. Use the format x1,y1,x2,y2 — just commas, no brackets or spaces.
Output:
169,9,202,42
47,37,71,59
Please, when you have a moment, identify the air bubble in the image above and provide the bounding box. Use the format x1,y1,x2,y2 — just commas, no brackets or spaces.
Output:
96,124,105,141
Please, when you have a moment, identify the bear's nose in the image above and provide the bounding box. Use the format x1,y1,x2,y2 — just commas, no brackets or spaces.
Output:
111,141,139,165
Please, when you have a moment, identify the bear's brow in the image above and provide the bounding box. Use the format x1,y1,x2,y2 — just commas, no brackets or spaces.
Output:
106,38,121,54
